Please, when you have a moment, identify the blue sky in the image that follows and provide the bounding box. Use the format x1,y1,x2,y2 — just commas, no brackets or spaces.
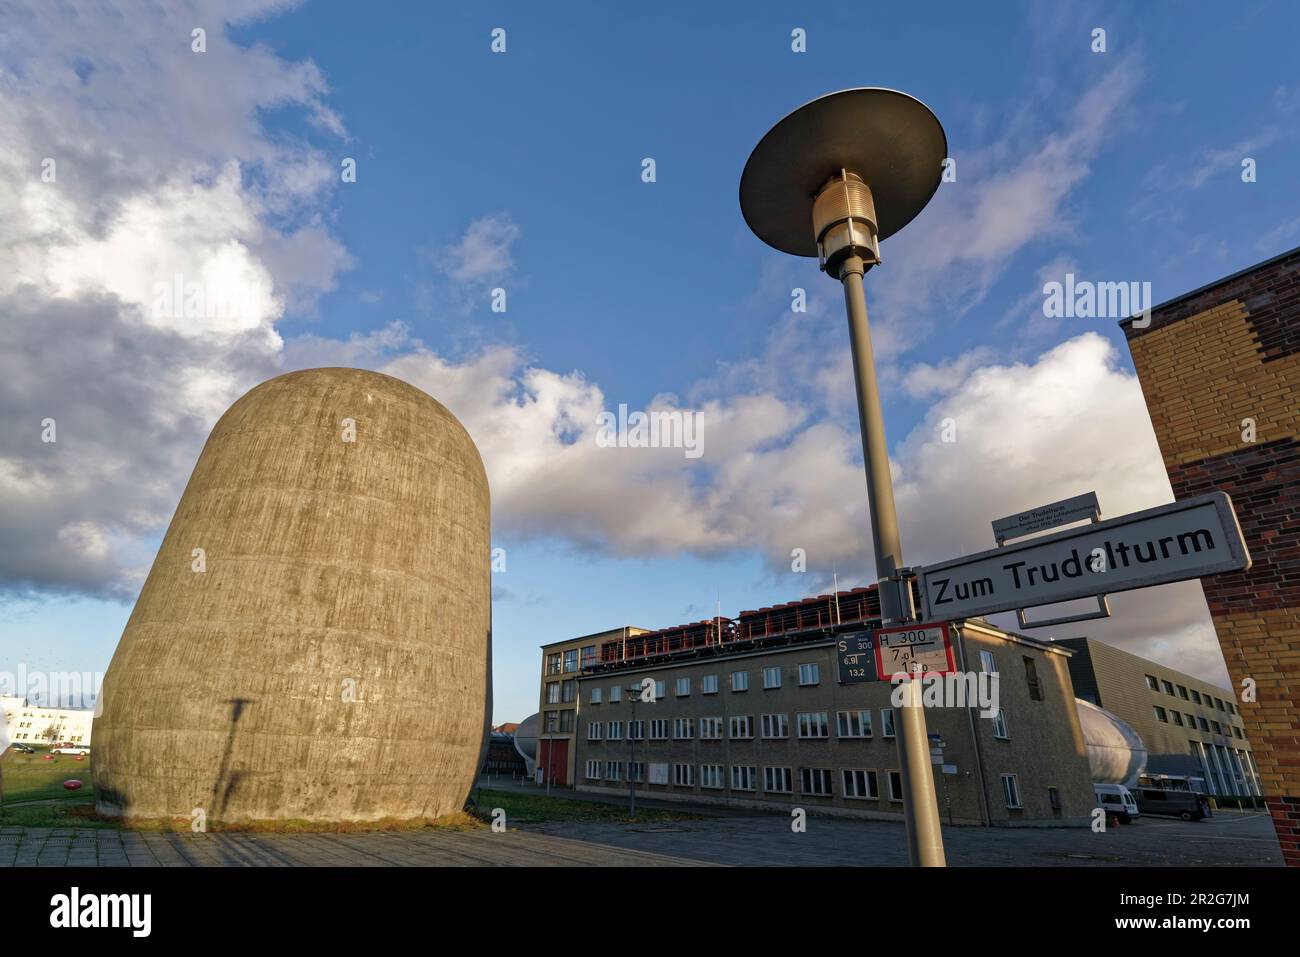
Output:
2,1,1298,722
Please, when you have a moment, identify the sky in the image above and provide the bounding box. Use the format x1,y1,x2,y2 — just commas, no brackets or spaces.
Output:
1,0,1298,722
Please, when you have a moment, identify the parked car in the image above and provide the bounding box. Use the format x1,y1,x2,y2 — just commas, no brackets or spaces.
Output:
9,742,36,753
1131,786,1208,821
50,745,90,756
1094,783,1140,823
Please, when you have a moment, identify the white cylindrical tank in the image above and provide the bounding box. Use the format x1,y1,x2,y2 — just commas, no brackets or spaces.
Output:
1076,698,1147,786
514,713,539,777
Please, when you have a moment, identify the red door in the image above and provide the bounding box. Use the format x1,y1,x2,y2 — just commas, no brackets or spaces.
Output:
540,740,568,786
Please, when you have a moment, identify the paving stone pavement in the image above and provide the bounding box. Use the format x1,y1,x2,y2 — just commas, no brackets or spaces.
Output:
518,810,1283,867
0,810,1279,867
0,825,711,867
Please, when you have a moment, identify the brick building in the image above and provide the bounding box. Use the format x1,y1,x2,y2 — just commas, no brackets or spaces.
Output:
1121,246,1300,863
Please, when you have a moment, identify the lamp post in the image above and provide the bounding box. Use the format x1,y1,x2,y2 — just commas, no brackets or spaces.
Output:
740,87,948,867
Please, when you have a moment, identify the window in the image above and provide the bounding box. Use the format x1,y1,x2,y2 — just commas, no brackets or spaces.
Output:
701,674,719,695
609,685,622,703
649,763,670,785
1227,702,1236,715
1001,774,1022,809
1190,690,1202,705
673,717,695,740
1153,706,1168,723
729,715,754,739
546,653,562,675
731,765,756,791
590,687,602,705
1049,786,1062,811
1198,717,1210,732
605,761,623,781
843,769,878,800
564,649,579,673
764,767,792,793
628,720,645,740
1177,685,1189,700
1024,657,1044,701
585,760,601,780
731,670,749,692
800,768,833,796
673,763,695,787
580,645,597,668
837,710,872,738
558,708,573,733
1161,679,1174,696
649,719,668,740
992,709,1009,739
1212,720,1222,735
798,663,820,686
979,650,998,674
1171,711,1184,727
762,666,782,689
675,677,691,697
588,721,602,741
699,717,724,740
1185,713,1196,727
761,713,789,739
654,680,666,701
1233,727,1243,740
700,764,724,789
797,711,829,738
887,771,903,802
545,681,560,704
627,762,645,783
544,711,559,733
1145,674,1159,691
562,679,576,703
607,721,623,739
881,709,896,738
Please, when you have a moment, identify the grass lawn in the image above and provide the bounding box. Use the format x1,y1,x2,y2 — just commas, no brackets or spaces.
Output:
1,747,93,804
472,787,702,825
0,746,105,828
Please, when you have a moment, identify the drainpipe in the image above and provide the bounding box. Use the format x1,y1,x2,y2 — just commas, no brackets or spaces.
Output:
954,625,992,827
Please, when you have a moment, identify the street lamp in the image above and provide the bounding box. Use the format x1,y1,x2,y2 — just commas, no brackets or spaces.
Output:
625,685,647,818
740,87,948,867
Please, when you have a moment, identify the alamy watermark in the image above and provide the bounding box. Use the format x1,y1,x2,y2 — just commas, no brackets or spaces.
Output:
1043,273,1152,329
595,404,703,459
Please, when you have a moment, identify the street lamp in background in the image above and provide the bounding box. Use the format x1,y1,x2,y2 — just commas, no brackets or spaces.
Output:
625,685,647,818
740,88,948,867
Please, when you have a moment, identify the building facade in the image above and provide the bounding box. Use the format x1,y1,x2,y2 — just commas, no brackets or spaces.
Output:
1121,247,1300,863
1056,637,1259,798
537,627,648,786
546,592,1094,826
2,695,94,747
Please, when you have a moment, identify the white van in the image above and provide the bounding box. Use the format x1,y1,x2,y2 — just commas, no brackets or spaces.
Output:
1094,783,1140,823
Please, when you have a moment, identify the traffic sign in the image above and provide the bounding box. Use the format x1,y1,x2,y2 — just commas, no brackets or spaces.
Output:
836,630,879,683
873,622,956,679
917,492,1251,621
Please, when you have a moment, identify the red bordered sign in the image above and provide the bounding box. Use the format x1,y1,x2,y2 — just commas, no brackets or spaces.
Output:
873,621,956,679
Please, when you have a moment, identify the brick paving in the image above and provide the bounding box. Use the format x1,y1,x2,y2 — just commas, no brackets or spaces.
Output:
0,809,1279,867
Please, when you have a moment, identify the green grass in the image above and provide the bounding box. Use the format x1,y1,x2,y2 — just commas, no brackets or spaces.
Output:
472,788,702,824
1,747,93,805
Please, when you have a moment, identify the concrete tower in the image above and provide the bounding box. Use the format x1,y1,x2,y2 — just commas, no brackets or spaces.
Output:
92,368,492,825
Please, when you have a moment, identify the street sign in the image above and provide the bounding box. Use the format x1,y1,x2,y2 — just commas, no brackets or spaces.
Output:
873,622,956,679
917,492,1251,621
992,491,1099,542
836,630,879,683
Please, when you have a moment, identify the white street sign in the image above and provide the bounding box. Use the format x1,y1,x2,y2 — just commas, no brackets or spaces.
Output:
992,491,1099,542
874,622,955,678
917,492,1250,621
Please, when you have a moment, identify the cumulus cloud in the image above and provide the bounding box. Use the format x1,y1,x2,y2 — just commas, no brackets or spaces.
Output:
0,0,347,598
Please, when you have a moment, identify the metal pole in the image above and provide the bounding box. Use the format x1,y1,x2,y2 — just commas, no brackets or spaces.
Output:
839,254,947,868
628,693,637,818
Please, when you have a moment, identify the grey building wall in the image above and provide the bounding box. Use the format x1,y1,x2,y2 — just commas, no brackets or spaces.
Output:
1055,637,1259,797
575,622,1093,827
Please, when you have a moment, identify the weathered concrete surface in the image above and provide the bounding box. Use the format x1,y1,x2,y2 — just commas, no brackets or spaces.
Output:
92,368,491,825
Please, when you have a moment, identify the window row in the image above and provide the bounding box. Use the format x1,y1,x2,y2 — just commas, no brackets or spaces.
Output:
1145,675,1236,714
586,663,824,705
1153,706,1243,738
582,761,905,800
586,709,916,741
